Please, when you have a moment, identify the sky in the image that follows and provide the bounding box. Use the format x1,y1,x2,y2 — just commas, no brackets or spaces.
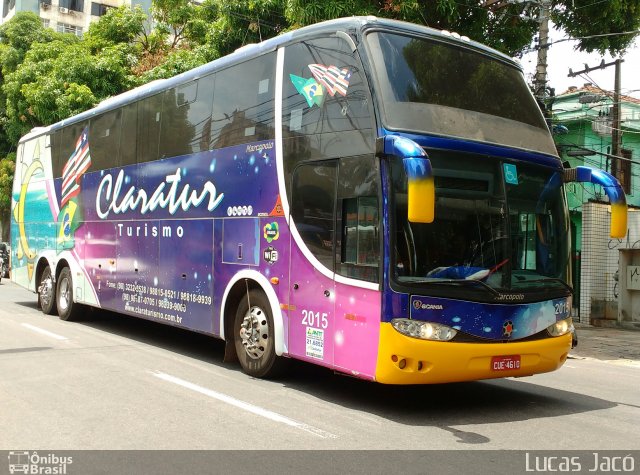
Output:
520,25,640,99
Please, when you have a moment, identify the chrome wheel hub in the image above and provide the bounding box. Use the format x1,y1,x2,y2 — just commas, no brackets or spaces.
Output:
39,275,54,308
58,277,70,312
239,306,269,359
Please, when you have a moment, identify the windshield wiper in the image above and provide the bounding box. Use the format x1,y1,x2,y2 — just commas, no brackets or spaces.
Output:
408,278,501,297
517,277,573,293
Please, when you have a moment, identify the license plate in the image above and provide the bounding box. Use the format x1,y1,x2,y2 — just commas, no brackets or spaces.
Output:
491,355,521,371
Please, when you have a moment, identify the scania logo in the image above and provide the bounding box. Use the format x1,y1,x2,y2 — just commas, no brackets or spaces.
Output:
413,300,444,310
496,293,525,301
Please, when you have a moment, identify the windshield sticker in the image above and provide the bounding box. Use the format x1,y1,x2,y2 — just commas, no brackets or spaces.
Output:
263,246,279,265
504,163,519,185
308,64,351,96
290,75,325,107
306,327,324,359
290,64,351,108
263,222,279,242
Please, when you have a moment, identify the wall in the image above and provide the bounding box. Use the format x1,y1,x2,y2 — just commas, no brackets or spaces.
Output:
580,202,640,324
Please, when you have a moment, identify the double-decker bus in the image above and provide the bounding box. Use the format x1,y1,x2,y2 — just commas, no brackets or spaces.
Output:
11,17,627,384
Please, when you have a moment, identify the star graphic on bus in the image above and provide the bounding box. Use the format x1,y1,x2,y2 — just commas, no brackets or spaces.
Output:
502,320,514,338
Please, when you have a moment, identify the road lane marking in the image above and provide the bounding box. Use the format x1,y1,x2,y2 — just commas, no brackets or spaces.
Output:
152,371,337,439
21,323,68,341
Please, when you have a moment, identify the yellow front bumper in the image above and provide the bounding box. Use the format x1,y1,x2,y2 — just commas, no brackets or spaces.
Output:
375,322,572,384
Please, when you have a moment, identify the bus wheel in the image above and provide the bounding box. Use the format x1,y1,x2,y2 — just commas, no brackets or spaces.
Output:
39,265,57,315
233,290,283,378
56,267,81,321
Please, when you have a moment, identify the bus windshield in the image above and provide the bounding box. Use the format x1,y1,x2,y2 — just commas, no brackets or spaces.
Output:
391,150,571,298
366,31,557,156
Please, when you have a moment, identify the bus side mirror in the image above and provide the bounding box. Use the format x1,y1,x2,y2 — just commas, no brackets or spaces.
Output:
381,136,434,223
565,166,627,238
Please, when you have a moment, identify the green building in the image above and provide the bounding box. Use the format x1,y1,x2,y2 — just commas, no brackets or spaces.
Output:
553,84,640,323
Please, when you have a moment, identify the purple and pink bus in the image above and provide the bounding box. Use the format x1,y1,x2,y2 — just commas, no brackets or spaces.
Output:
11,17,627,384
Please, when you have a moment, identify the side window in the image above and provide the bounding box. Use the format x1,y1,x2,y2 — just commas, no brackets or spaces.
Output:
120,102,137,167
51,129,63,178
89,109,122,171
337,155,380,283
282,35,374,179
57,122,89,179
292,162,337,271
159,76,214,158
210,53,275,149
137,93,162,164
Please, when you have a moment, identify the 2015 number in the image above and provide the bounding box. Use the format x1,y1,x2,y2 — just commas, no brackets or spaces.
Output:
301,309,328,329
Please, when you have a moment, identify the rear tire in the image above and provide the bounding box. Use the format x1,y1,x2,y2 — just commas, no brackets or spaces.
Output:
56,267,82,321
39,265,57,315
233,290,284,378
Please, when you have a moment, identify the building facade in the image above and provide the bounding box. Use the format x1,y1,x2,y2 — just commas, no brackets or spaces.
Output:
1,0,151,36
553,84,640,323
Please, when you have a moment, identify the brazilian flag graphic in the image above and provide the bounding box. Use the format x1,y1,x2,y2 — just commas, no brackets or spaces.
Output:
57,127,91,250
290,74,325,107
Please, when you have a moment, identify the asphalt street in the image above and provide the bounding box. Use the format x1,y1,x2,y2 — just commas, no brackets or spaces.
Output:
1,280,639,460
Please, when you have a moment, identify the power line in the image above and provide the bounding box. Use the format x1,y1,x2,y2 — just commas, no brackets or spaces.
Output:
522,29,640,54
559,143,640,165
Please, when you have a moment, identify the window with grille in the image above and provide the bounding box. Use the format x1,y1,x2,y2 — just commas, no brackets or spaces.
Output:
56,22,83,37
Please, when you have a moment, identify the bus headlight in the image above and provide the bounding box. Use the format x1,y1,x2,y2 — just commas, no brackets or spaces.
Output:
547,317,573,337
391,319,457,341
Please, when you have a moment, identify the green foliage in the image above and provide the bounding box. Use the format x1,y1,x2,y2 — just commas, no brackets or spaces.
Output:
0,0,638,154
0,13,64,154
206,0,288,56
152,0,199,48
0,153,15,242
285,0,377,27
139,47,210,82
0,12,57,75
83,5,148,52
3,39,134,142
553,0,640,55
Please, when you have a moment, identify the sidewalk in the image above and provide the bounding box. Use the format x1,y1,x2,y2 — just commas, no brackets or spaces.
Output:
570,322,640,365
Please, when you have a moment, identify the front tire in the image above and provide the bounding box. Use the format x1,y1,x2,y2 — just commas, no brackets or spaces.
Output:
56,267,81,321
233,290,283,378
39,265,57,315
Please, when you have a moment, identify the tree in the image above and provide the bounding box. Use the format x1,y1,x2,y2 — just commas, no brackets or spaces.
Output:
0,153,15,242
139,47,211,82
211,0,640,57
152,0,201,49
83,5,148,51
204,0,288,57
3,38,134,143
552,0,640,55
0,12,57,75
0,12,60,156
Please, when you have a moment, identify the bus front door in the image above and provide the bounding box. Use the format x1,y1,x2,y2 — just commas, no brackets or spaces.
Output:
288,162,337,368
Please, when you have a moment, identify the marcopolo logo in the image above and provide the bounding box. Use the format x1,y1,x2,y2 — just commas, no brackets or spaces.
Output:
496,293,525,301
412,300,444,311
8,451,73,474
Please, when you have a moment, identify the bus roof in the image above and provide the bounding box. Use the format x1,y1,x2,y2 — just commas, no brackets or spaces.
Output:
20,16,520,143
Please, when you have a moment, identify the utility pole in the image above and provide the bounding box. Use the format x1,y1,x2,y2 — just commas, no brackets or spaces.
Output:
483,0,551,99
534,0,551,99
612,59,622,164
568,59,624,176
